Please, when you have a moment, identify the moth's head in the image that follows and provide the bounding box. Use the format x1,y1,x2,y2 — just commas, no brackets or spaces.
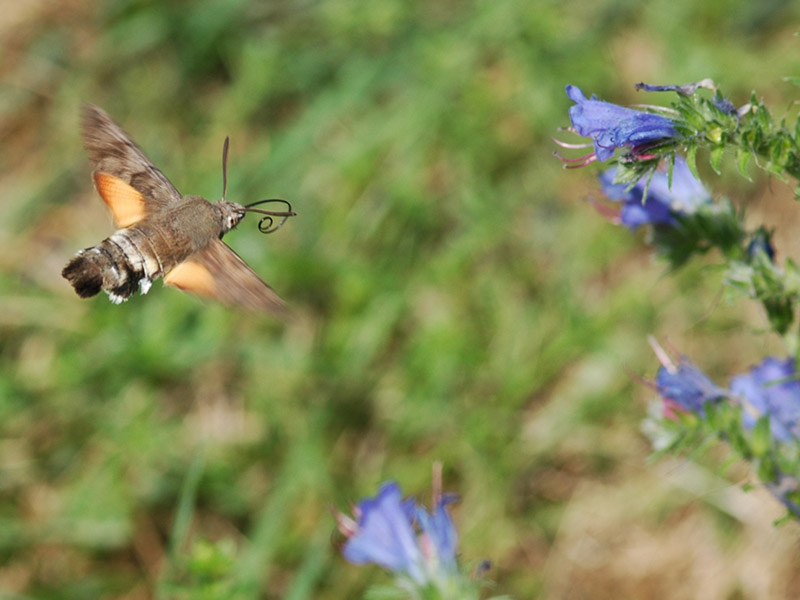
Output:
217,201,247,233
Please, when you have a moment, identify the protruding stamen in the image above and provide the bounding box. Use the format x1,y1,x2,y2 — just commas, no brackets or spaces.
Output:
648,335,677,374
552,137,593,149
553,151,598,168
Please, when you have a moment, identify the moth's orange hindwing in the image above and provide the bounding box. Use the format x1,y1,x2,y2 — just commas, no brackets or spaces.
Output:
93,172,148,228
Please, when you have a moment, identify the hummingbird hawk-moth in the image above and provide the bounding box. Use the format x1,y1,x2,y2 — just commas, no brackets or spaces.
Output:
62,105,295,313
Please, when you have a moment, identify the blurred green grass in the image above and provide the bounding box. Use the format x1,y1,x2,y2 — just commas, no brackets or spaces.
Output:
2,1,800,598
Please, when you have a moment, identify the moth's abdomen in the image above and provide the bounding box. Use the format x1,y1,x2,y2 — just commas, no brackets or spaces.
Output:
62,228,163,304
62,242,138,302
62,249,108,298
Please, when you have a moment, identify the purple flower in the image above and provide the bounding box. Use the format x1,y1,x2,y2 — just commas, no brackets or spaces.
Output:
656,357,728,416
337,480,461,584
730,357,800,443
340,482,426,583
566,85,679,162
415,493,458,572
712,94,738,116
746,227,775,262
599,156,710,229
600,169,673,228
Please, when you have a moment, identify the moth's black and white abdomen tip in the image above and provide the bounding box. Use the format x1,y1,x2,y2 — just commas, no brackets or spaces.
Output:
62,251,104,298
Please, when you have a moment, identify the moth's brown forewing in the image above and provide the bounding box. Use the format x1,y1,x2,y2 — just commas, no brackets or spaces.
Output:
62,105,287,314
81,105,181,216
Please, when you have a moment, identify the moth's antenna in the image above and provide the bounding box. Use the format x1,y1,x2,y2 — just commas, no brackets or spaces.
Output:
245,199,296,234
221,136,230,202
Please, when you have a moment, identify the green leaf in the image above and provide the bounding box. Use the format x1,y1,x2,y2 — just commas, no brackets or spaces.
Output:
784,76,800,88
611,162,637,184
710,144,725,174
751,415,772,457
666,153,675,187
364,585,411,600
736,149,753,180
685,144,700,179
757,455,779,483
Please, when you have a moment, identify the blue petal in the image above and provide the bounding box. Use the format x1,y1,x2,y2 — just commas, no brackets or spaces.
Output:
416,495,459,570
598,158,709,230
731,357,800,442
599,168,674,230
746,228,775,262
649,157,710,211
656,359,727,414
620,197,674,229
712,95,737,115
567,85,678,161
597,168,630,202
342,482,424,582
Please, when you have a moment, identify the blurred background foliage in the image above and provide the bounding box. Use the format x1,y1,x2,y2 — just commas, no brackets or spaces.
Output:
2,0,800,598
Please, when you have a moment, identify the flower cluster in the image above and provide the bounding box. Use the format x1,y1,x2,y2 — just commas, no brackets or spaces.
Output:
731,357,800,443
651,342,800,517
559,80,800,522
654,345,800,443
558,83,754,268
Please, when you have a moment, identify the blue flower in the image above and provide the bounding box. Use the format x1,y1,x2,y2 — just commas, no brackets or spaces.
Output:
600,169,673,229
656,357,728,415
566,85,679,161
415,493,459,573
338,480,462,586
599,156,710,229
712,94,738,116
341,482,426,583
746,227,775,262
730,357,800,443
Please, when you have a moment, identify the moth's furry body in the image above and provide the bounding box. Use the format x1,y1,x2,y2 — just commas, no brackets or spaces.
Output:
62,105,286,314
63,197,246,303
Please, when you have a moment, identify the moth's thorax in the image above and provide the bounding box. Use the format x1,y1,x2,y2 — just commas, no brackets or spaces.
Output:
151,196,245,240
